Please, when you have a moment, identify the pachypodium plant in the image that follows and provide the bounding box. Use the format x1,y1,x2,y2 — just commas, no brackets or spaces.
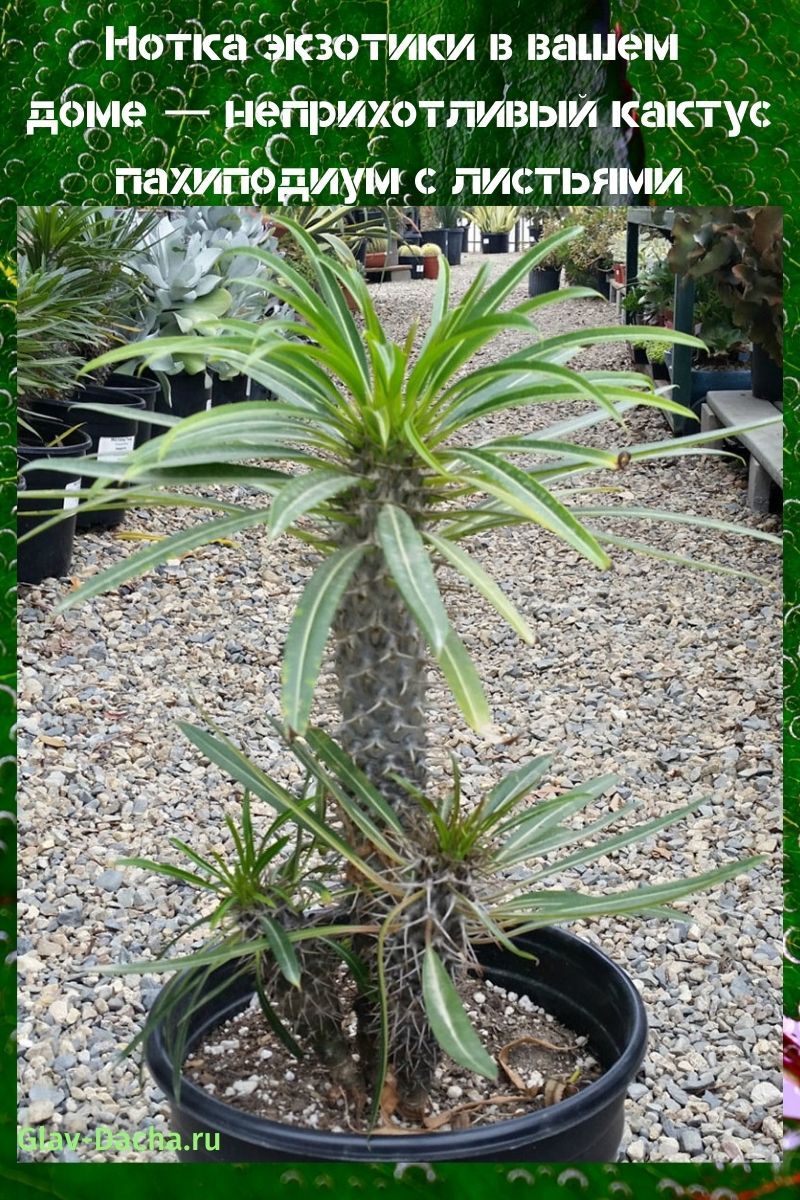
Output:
31,220,780,1118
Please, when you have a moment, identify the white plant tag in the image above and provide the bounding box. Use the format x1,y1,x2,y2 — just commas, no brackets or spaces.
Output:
63,479,81,511
97,434,135,462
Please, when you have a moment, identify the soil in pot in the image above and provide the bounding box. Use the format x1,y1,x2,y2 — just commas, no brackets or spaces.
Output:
146,928,647,1162
185,972,600,1136
18,417,93,585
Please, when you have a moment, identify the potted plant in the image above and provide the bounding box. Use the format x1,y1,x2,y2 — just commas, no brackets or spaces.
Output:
398,243,425,280
663,281,752,410
435,206,464,267
561,209,627,298
669,206,783,406
469,206,520,254
39,221,779,1163
16,206,158,571
421,241,442,279
527,218,568,296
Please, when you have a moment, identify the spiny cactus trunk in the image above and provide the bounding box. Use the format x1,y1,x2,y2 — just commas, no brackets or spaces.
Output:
333,556,429,816
354,869,472,1116
333,454,430,820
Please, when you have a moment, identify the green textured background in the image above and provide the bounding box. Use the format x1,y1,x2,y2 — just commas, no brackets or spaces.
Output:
1,0,797,1190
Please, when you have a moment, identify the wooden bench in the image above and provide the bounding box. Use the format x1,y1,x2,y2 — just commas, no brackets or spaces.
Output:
365,264,412,284
700,390,783,514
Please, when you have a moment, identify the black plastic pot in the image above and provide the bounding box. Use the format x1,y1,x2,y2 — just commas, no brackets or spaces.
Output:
444,229,462,267
211,374,248,407
594,270,611,300
399,254,425,280
481,232,510,255
92,371,160,445
421,230,448,254
460,226,470,254
528,268,561,297
528,223,543,243
18,418,93,585
146,927,647,1163
751,344,783,407
33,386,146,530
155,371,211,419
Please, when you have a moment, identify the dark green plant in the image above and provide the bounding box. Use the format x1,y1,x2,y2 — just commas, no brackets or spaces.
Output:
561,208,626,282
434,205,463,229
668,206,783,364
30,221,780,1117
17,206,156,413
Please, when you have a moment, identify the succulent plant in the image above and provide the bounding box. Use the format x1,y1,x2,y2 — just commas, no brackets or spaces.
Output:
668,206,783,365
34,221,781,1118
467,206,520,234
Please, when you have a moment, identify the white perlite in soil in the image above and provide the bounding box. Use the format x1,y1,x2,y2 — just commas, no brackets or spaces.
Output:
184,976,600,1134
18,254,782,1162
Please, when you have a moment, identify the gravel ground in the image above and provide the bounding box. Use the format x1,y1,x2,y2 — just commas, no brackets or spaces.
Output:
18,254,782,1162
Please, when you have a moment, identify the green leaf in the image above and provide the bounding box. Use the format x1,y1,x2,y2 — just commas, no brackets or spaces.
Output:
303,729,405,834
282,544,367,733
376,504,452,653
55,508,274,612
422,946,497,1079
451,450,612,569
260,915,302,988
437,632,491,732
482,755,554,821
495,857,766,928
174,288,233,332
425,531,535,644
268,469,359,542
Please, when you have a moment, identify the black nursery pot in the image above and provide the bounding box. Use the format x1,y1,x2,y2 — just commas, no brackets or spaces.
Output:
399,254,425,280
445,229,463,267
211,374,248,406
18,419,93,585
38,386,147,531
481,232,510,255
751,344,783,408
94,372,160,445
421,229,448,254
528,268,561,297
146,927,647,1163
155,370,211,419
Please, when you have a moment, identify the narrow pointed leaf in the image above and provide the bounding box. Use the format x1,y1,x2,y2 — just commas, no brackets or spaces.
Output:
425,531,535,644
377,504,451,653
422,946,497,1079
260,915,302,988
282,544,367,733
437,632,491,732
451,451,611,569
55,508,273,612
268,470,359,542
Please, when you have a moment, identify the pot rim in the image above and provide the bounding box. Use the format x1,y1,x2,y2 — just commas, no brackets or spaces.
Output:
145,927,647,1159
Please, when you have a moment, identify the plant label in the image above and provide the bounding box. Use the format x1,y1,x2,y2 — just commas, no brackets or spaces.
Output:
97,435,136,462
62,479,82,511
